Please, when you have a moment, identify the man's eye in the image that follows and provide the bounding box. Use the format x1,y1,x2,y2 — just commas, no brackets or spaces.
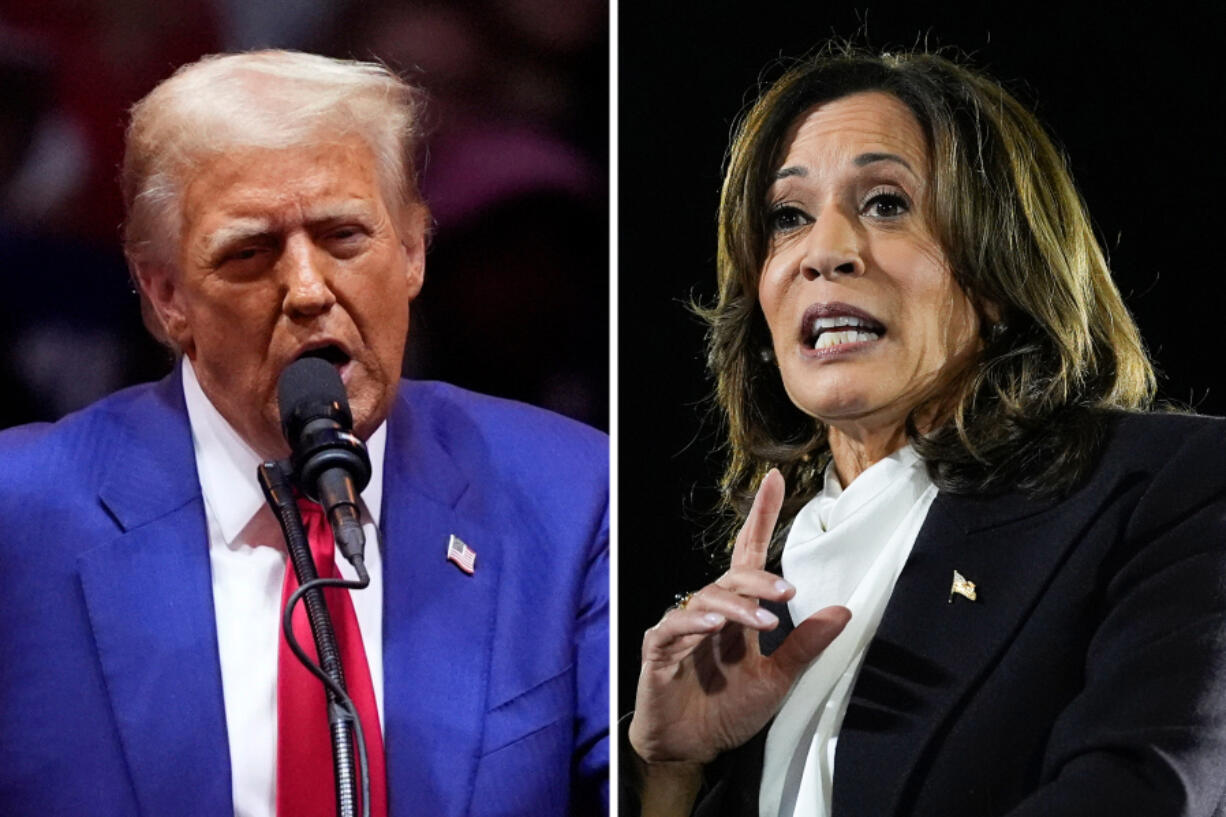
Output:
327,221,375,241
862,192,909,219
221,246,266,265
767,205,810,234
326,226,371,252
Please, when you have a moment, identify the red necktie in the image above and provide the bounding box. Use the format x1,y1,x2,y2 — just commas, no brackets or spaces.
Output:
277,500,387,817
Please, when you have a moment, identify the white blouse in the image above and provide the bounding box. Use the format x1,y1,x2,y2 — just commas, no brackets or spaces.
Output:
760,447,938,817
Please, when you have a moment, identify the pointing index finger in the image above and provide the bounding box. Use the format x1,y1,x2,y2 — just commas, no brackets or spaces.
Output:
731,469,784,571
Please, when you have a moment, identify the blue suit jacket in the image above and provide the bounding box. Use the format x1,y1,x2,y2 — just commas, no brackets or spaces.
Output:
0,369,609,817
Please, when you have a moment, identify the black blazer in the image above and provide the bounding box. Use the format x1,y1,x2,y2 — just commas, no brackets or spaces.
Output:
639,412,1226,817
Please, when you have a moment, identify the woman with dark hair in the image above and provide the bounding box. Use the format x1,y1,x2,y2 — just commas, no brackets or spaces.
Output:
627,46,1226,817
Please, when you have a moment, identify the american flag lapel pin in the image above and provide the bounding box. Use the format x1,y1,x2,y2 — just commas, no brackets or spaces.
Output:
447,534,477,575
948,569,977,603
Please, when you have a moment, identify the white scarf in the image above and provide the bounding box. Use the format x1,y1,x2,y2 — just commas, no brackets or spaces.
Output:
759,447,937,817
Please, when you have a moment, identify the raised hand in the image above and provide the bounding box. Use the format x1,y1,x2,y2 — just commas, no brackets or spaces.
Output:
628,469,851,768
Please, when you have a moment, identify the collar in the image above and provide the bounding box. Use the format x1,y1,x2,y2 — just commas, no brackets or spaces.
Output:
181,357,386,545
816,445,923,532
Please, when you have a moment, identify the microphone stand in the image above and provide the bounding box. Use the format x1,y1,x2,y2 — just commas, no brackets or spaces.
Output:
258,460,369,817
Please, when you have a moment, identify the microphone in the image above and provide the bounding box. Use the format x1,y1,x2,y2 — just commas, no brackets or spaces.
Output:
277,357,372,565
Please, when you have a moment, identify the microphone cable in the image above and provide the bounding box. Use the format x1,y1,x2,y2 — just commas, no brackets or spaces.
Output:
260,460,371,817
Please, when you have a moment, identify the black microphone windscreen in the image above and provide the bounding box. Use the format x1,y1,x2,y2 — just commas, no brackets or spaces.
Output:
278,357,350,435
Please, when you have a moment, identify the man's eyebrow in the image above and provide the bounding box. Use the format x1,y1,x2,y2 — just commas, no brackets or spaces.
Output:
302,200,377,224
853,152,914,173
200,202,378,255
201,217,275,257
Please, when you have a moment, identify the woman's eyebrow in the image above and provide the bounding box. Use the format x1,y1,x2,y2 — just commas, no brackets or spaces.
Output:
854,152,914,173
773,152,914,181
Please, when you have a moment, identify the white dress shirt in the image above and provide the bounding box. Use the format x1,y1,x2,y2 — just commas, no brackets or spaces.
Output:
181,358,386,817
760,447,938,817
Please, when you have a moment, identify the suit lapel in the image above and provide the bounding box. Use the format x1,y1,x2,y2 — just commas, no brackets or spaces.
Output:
381,386,500,817
81,370,233,817
832,475,1123,815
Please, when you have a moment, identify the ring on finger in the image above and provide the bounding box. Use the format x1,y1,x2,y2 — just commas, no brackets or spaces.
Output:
671,591,696,611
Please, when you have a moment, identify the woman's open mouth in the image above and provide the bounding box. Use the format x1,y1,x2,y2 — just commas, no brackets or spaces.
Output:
808,315,886,350
799,303,887,354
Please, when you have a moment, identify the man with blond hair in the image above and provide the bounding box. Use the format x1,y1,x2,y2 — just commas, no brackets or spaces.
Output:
0,51,608,817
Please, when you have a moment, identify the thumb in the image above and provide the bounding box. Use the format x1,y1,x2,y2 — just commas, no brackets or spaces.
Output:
770,606,851,682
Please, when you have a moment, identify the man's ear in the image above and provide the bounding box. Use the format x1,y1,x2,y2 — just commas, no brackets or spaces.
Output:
132,261,194,354
399,202,429,300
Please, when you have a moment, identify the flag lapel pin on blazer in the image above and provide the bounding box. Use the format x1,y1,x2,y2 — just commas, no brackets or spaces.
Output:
447,534,477,575
949,570,977,603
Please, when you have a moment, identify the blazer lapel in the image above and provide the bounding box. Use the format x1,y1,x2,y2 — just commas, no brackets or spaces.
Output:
81,370,233,817
833,475,1124,816
381,387,500,817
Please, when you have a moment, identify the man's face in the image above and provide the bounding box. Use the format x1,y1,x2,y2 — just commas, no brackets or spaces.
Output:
142,136,425,458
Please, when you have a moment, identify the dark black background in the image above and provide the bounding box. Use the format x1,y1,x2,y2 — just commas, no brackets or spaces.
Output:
617,3,1226,710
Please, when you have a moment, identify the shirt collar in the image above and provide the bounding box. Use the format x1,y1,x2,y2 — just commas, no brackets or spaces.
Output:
817,445,922,532
181,357,387,546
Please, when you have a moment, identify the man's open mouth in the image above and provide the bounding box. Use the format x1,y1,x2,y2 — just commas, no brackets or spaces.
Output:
297,344,351,367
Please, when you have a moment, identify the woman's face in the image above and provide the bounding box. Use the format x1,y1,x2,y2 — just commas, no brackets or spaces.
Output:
758,91,980,439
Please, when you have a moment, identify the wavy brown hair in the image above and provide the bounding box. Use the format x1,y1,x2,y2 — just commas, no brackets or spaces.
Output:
703,45,1156,550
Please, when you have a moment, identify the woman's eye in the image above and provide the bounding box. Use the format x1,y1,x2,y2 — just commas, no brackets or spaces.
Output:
767,205,810,234
862,192,909,219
